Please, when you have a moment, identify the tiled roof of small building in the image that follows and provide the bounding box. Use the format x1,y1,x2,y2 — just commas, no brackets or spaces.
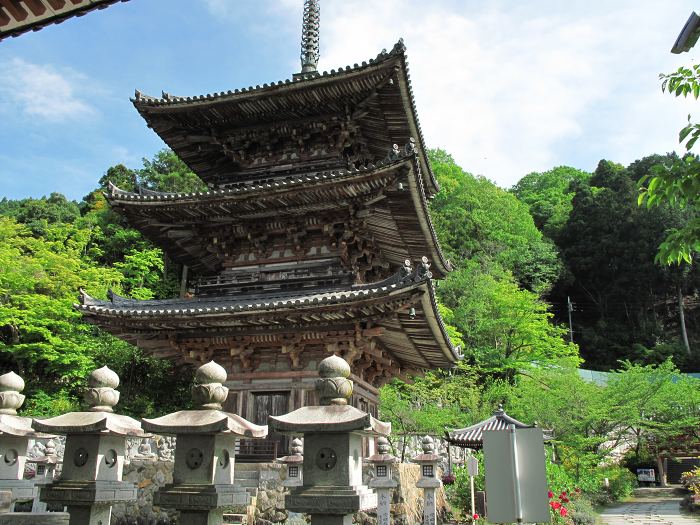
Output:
445,406,552,449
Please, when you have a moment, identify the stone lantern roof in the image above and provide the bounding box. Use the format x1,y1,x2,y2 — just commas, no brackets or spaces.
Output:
33,367,146,437
142,361,267,437
0,371,53,439
269,355,390,435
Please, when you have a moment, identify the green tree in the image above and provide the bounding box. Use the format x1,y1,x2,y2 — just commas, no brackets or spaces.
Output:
438,261,578,378
556,157,699,369
429,149,561,293
512,166,591,240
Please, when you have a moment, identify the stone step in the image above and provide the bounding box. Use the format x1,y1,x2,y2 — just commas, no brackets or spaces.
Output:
223,513,246,525
234,470,260,480
235,478,260,489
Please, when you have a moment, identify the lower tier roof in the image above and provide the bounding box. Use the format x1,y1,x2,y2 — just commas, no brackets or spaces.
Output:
77,262,460,374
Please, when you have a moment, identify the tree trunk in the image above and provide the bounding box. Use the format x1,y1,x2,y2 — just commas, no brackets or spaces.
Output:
656,455,668,487
678,285,691,355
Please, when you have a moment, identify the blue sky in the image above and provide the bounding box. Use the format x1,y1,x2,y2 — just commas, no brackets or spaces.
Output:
0,0,698,200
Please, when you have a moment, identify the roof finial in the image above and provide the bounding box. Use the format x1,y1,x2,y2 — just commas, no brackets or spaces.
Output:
300,0,320,75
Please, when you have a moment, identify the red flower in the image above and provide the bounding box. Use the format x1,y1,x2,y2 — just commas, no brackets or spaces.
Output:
560,495,570,503
575,488,581,493
560,491,567,496
560,507,568,517
473,514,479,520
548,491,554,499
550,501,562,510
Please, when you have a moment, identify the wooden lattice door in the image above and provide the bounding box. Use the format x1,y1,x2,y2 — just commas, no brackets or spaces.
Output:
252,391,289,457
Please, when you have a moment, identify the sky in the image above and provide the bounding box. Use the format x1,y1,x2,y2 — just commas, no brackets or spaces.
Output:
0,0,699,201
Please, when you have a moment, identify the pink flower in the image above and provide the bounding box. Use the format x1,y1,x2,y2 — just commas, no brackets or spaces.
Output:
560,507,568,517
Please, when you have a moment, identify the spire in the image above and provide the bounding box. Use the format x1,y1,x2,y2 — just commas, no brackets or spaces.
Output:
299,0,320,75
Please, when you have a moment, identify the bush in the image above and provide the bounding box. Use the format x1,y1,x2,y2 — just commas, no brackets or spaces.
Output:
681,466,700,496
601,465,637,501
570,499,596,525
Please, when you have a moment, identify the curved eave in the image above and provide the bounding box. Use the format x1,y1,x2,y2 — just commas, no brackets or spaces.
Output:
422,280,460,365
131,40,438,194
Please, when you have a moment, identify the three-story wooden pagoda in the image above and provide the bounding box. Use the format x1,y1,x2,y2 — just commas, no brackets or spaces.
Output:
77,2,459,457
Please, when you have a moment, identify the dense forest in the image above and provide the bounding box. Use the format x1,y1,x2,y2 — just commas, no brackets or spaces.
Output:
1,147,699,521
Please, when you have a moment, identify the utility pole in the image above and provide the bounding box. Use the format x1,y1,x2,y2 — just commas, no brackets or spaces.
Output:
567,296,574,343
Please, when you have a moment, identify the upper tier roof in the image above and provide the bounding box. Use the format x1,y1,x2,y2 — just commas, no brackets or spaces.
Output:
106,150,452,278
0,0,128,41
132,40,440,194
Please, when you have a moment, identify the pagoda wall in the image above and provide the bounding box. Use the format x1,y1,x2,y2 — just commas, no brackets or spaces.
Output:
194,213,391,293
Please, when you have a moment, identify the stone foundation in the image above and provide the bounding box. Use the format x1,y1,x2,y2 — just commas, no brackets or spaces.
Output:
106,460,447,525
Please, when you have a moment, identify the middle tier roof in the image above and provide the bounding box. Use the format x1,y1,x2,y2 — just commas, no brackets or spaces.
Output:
107,151,452,278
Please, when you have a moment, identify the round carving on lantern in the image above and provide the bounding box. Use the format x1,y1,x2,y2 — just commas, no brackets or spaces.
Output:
74,447,89,467
104,449,118,468
315,447,337,471
219,449,230,469
3,449,18,466
186,448,204,470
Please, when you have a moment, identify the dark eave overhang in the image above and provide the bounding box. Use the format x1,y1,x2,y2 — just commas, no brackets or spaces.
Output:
131,40,439,195
106,152,452,278
0,0,128,41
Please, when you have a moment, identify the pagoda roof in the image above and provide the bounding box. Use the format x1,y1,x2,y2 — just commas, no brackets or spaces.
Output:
76,267,460,371
445,406,553,449
131,40,440,194
0,0,128,41
106,151,452,278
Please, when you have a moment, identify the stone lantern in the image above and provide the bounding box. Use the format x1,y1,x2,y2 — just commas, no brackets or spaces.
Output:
30,439,60,513
0,371,54,508
278,437,304,488
413,436,441,525
366,436,398,525
269,354,391,525
32,366,147,525
141,361,267,525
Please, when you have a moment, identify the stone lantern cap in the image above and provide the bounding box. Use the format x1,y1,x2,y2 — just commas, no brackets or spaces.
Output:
32,366,147,438
277,437,304,465
0,371,54,439
142,361,267,438
30,439,60,466
365,436,398,464
269,355,390,435
412,435,441,464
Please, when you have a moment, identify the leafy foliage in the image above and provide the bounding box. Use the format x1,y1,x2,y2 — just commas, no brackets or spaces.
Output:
0,150,199,416
639,154,700,264
511,166,591,240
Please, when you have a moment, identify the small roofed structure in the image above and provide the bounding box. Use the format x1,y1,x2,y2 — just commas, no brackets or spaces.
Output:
0,0,129,41
445,405,552,450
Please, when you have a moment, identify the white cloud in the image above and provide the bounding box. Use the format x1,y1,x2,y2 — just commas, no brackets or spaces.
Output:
0,58,97,122
313,0,699,186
